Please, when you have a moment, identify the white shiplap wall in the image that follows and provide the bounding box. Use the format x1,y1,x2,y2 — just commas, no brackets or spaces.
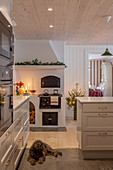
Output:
64,45,113,117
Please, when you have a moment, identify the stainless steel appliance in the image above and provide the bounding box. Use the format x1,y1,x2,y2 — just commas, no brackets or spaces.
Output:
0,12,13,137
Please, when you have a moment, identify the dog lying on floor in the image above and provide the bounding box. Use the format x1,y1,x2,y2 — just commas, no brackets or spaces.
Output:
27,140,62,165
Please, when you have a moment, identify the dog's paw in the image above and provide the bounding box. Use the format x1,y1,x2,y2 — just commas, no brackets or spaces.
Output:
59,152,62,156
28,159,36,166
30,161,36,166
53,151,62,157
53,152,58,157
38,157,44,164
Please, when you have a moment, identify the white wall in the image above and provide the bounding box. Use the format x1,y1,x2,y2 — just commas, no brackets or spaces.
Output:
0,0,12,24
64,45,113,118
14,40,58,63
49,41,64,62
14,68,64,95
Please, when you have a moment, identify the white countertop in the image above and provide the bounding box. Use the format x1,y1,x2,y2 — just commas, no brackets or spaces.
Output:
13,96,29,110
76,97,113,103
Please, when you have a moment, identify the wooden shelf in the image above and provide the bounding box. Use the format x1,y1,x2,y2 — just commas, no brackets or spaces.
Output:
13,65,65,70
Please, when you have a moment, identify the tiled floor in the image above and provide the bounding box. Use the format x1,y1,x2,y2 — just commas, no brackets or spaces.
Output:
18,149,113,170
27,119,78,149
18,119,113,170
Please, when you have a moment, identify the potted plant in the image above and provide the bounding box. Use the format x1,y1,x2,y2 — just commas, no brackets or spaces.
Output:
66,83,85,120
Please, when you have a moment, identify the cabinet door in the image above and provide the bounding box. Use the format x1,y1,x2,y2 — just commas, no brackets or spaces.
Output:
83,132,113,150
13,113,23,143
23,119,29,147
1,126,13,167
13,100,29,121
83,112,113,131
13,132,23,169
42,112,58,125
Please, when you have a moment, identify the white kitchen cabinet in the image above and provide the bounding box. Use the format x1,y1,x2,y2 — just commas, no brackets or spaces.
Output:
13,98,29,169
83,132,113,150
0,96,29,170
0,125,13,169
83,112,113,132
2,150,14,170
77,97,113,159
83,103,113,112
23,119,29,147
13,132,23,169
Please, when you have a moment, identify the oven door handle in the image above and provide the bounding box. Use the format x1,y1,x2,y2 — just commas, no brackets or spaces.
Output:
0,84,14,87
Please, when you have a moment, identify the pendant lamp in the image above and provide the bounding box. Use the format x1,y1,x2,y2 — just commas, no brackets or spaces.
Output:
101,48,113,56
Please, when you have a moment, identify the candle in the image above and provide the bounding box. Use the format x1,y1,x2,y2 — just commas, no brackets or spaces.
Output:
28,83,30,90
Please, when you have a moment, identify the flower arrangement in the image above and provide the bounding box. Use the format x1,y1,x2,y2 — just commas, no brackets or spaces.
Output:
16,81,24,95
66,83,85,120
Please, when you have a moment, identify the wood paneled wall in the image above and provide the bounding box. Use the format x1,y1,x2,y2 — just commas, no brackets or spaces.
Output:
64,45,113,98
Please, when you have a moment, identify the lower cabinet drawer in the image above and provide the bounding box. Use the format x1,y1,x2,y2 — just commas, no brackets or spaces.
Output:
1,127,13,165
2,151,13,170
13,114,23,142
23,111,29,125
23,120,29,147
83,132,113,150
83,113,113,131
83,103,113,113
13,133,23,169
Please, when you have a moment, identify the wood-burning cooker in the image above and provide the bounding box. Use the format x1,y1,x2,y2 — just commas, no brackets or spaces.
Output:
29,75,65,130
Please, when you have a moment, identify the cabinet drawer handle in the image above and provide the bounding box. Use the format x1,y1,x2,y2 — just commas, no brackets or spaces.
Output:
26,125,29,128
18,117,21,120
48,118,52,121
98,132,107,135
18,109,21,113
18,138,22,143
5,132,9,136
98,107,107,110
5,131,10,136
5,160,11,166
26,102,28,105
26,108,28,111
98,113,108,116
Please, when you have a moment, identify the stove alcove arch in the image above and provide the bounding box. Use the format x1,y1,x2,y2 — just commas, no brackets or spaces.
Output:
29,101,35,124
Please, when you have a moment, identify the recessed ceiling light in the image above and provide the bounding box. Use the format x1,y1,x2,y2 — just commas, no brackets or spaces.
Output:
8,24,10,27
49,25,53,28
107,16,111,23
103,15,112,23
48,8,53,11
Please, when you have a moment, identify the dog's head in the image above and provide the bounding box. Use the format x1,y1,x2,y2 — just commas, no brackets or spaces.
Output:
33,140,43,150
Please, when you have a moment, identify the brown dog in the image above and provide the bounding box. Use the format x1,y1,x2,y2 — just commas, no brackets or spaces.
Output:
27,140,62,165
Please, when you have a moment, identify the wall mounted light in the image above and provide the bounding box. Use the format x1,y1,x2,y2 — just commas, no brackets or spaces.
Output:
48,8,53,11
49,25,53,28
101,48,112,56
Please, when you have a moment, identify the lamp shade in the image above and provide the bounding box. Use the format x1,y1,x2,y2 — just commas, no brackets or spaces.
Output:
101,48,112,56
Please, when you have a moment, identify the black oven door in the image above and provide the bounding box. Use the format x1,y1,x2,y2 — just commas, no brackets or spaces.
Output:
0,83,13,137
0,12,12,60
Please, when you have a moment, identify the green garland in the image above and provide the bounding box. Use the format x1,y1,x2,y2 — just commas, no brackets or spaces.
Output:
15,59,67,68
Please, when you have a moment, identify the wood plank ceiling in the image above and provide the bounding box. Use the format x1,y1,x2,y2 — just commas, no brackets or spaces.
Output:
13,0,113,45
